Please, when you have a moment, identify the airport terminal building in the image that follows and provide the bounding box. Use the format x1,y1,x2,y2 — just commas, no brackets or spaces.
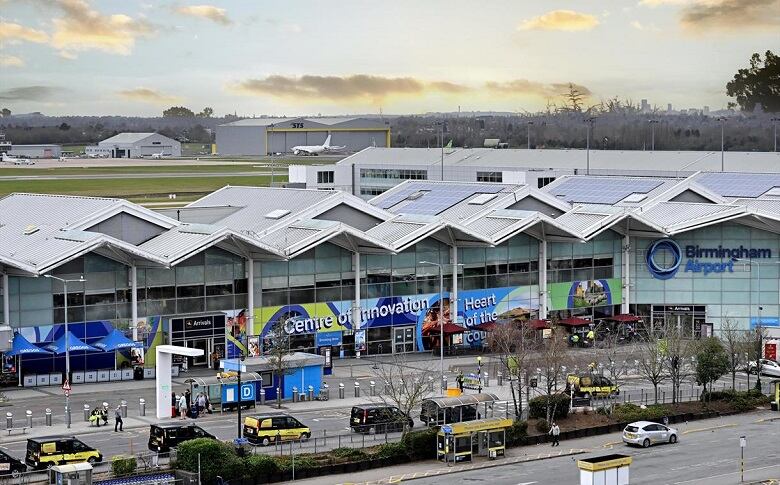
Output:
216,117,391,156
1,172,780,380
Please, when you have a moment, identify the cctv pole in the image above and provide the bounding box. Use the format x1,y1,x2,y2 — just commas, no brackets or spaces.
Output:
237,361,242,439
64,279,70,429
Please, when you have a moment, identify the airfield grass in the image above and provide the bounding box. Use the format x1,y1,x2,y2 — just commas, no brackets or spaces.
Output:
0,175,286,202
0,164,274,176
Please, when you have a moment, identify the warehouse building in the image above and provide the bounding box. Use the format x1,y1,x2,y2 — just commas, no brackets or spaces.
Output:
8,144,62,159
85,133,181,158
2,172,780,384
216,117,391,156
292,147,780,198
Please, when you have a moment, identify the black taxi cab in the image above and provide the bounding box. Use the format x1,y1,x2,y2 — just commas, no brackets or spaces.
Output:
25,436,102,470
243,414,310,446
148,423,216,453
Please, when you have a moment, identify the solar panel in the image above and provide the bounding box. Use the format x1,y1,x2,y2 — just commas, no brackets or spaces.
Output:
375,182,505,214
696,173,780,198
546,178,663,204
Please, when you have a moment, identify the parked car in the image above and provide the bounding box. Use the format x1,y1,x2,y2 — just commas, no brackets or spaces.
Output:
747,359,780,378
622,421,678,448
0,450,26,476
243,413,310,446
25,436,102,470
148,423,216,453
350,404,414,434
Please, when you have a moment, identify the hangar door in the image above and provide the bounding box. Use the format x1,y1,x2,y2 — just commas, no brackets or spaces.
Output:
267,131,329,154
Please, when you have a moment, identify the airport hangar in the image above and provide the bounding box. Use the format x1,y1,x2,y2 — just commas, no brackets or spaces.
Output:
2,172,780,378
291,147,780,199
85,133,182,158
215,117,391,156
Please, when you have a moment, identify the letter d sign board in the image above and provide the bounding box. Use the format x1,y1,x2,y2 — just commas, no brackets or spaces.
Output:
241,382,255,401
221,383,256,403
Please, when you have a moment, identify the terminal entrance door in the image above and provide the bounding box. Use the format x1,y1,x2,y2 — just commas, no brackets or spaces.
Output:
187,339,209,367
393,327,415,353
651,305,706,337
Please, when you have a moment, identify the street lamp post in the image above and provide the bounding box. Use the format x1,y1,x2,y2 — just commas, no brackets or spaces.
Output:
527,121,534,150
436,122,445,181
649,120,659,151
717,117,727,171
44,274,85,429
585,117,596,175
772,117,779,152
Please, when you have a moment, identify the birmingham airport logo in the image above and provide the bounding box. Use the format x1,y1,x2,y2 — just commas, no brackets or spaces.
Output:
646,239,682,280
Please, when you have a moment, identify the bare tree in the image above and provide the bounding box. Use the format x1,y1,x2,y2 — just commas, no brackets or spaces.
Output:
531,329,571,423
264,321,293,409
636,332,667,404
371,354,436,435
486,322,535,418
600,329,631,389
720,319,746,390
745,324,769,391
660,321,696,404
561,83,586,113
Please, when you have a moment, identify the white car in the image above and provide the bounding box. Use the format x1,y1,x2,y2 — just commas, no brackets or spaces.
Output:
747,359,780,378
622,421,678,448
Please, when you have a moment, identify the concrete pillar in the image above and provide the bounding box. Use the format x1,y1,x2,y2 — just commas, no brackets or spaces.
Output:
353,252,362,358
2,273,9,326
451,245,459,324
538,240,548,319
622,234,630,314
130,265,138,341
247,258,254,337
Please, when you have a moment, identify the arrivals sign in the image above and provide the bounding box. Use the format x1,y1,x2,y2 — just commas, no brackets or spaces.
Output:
646,239,773,280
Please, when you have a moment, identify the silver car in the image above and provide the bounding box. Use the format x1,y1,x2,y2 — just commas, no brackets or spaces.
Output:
622,420,678,448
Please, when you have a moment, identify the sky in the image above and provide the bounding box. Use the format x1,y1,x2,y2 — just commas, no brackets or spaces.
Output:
0,0,777,117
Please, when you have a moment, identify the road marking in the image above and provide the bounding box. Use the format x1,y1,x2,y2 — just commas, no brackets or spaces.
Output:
602,440,622,448
673,463,780,484
755,416,780,423
682,423,736,435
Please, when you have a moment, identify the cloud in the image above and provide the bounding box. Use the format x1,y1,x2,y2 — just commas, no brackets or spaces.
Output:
630,20,660,31
639,0,692,6
518,10,600,31
485,79,592,98
231,74,470,101
679,0,780,32
0,21,49,44
118,88,183,105
175,4,231,25
50,0,155,57
0,54,24,67
0,85,60,101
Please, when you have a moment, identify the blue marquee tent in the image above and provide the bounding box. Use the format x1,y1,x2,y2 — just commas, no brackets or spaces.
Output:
44,331,101,354
93,329,142,351
7,333,52,356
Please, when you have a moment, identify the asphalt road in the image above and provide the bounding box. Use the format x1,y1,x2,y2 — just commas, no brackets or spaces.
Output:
409,412,780,485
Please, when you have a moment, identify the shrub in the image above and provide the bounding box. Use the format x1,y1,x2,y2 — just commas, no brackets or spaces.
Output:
535,419,551,434
176,438,244,484
529,394,571,420
612,403,670,423
506,420,528,446
111,455,137,476
330,448,367,460
276,455,318,472
401,428,438,460
244,454,279,478
373,442,407,460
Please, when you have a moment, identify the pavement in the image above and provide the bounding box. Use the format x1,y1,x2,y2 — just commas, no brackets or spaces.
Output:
292,411,780,485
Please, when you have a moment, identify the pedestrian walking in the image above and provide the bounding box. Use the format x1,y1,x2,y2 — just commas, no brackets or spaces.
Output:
100,403,109,426
178,393,188,420
114,405,123,432
204,393,212,414
456,372,464,392
197,392,207,413
171,392,177,418
549,422,560,447
185,389,192,412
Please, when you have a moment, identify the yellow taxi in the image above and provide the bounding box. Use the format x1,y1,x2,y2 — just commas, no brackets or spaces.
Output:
243,414,310,446
566,374,619,398
25,436,102,470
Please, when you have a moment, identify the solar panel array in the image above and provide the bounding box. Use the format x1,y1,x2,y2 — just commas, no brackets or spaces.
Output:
696,173,780,198
546,178,663,204
375,182,505,215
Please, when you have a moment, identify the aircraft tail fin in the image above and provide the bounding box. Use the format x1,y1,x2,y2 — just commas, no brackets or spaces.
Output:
323,135,331,147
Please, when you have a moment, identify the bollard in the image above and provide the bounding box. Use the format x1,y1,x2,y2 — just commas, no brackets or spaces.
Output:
354,381,360,398
26,410,32,428
5,412,11,430
139,398,146,417
370,381,376,397
45,409,52,426
497,371,503,386
308,385,314,401
260,388,266,405
292,386,299,403
427,376,434,392
339,383,345,399
322,383,329,400
120,400,128,418
276,387,281,406
83,404,90,422
483,371,489,388
442,376,448,391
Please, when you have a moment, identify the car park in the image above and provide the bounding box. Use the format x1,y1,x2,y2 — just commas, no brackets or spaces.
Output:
622,421,678,448
243,413,310,446
0,450,26,476
25,436,102,469
350,404,414,434
148,423,216,453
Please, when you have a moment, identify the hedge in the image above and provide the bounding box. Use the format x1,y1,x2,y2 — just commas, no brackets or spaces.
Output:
612,403,671,423
700,389,770,411
111,455,137,476
244,454,279,477
373,442,407,460
175,438,245,484
400,427,438,460
529,394,571,420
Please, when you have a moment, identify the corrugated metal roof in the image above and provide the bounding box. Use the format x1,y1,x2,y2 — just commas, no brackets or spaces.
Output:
138,226,217,258
639,202,740,228
219,118,300,127
466,215,526,236
261,226,323,250
366,219,427,243
555,212,613,233
98,133,159,144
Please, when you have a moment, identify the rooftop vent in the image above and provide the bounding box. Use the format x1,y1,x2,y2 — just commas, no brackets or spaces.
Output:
406,190,428,201
762,187,780,198
265,209,291,219
468,194,499,205
621,193,648,203
23,225,39,235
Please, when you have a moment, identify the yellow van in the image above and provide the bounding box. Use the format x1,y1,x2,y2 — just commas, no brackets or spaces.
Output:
25,436,102,470
243,414,310,446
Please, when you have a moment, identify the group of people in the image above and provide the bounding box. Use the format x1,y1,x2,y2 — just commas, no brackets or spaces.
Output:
88,402,124,432
171,389,212,419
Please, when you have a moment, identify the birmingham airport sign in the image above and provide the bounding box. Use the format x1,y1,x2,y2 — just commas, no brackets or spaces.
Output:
647,240,772,280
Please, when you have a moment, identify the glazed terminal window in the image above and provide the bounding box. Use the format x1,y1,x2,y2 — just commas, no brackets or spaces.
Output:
317,171,334,184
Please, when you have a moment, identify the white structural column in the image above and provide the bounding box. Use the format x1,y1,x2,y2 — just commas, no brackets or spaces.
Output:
247,259,254,337
538,240,548,319
451,245,459,324
622,234,630,314
2,273,9,326
130,265,138,341
155,345,203,419
353,252,361,358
